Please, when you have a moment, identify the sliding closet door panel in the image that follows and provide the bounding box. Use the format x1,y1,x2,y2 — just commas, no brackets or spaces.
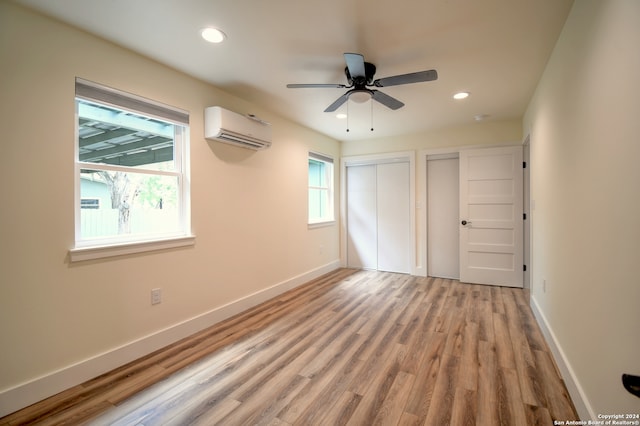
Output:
346,165,377,269
377,162,411,273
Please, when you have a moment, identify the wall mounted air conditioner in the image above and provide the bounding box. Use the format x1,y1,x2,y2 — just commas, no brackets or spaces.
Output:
204,106,272,150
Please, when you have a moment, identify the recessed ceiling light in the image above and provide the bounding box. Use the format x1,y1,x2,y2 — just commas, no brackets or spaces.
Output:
453,91,470,100
336,113,347,119
201,27,226,43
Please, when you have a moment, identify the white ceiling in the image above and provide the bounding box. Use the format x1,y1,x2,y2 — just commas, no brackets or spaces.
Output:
15,0,574,142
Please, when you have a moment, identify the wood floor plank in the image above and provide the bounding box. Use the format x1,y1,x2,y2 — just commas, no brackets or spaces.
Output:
397,411,421,426
525,403,554,426
493,311,517,369
186,397,241,426
503,288,540,407
403,331,447,423
95,345,257,425
533,349,579,421
497,367,527,426
1,270,580,425
313,391,361,426
491,285,506,314
289,356,367,426
277,333,365,424
370,370,415,426
422,350,460,426
458,320,480,391
450,387,477,426
399,303,435,376
476,340,499,426
346,343,408,424
220,373,311,426
0,385,87,425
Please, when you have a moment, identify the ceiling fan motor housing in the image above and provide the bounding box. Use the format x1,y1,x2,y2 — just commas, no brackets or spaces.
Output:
345,62,377,86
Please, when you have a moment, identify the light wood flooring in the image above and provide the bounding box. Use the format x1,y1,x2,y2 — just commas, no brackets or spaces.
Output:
1,269,578,425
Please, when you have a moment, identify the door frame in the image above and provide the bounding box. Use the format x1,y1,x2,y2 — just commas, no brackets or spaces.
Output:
418,143,528,280
523,135,531,289
341,151,416,274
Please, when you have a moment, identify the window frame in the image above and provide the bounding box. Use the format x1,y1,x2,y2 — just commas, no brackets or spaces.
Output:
70,78,193,262
308,151,335,227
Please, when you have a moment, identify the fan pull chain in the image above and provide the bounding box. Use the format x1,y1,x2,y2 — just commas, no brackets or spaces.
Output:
346,101,350,132
370,100,374,131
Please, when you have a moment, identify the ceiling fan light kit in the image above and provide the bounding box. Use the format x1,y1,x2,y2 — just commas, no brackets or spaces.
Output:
287,52,438,115
348,90,372,104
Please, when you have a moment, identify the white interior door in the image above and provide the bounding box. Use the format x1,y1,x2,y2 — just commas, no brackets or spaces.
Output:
427,156,459,279
346,165,377,269
459,146,523,287
377,162,411,273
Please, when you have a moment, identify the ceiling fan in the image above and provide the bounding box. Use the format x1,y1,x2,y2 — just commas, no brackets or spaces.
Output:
287,53,438,112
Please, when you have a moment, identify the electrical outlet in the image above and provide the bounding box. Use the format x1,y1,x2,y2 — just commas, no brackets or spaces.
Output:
151,288,162,305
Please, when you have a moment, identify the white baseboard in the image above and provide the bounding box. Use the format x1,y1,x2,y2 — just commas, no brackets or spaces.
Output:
0,260,341,418
530,295,594,420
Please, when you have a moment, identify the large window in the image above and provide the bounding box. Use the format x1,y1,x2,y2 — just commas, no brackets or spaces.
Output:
72,79,191,260
308,152,334,225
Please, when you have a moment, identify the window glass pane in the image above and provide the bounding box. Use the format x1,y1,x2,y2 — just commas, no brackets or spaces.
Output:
308,159,326,187
77,99,175,171
79,168,180,240
308,188,327,220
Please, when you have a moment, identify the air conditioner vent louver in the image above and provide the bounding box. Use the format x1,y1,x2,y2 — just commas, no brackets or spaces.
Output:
204,106,272,150
216,130,271,150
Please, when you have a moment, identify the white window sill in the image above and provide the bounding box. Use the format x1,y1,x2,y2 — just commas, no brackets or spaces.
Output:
308,220,336,230
69,235,195,262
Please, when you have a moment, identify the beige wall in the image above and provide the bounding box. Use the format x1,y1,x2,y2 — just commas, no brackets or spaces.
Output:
524,0,640,416
0,1,340,412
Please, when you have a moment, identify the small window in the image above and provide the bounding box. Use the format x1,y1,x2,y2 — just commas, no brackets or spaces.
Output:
308,152,334,225
74,78,191,255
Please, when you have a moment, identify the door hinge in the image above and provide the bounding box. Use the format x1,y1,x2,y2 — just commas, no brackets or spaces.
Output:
523,213,527,220
523,264,527,272
523,161,527,168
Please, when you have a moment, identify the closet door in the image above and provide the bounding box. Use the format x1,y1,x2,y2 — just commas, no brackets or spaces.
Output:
427,156,460,279
346,165,377,269
346,162,411,274
377,162,411,273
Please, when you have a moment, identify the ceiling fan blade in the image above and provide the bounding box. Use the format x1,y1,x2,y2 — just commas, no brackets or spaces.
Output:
372,90,404,110
324,93,350,112
287,83,347,89
373,69,438,87
344,53,366,78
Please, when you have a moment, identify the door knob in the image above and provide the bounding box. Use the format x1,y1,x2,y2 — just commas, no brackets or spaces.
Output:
461,220,471,226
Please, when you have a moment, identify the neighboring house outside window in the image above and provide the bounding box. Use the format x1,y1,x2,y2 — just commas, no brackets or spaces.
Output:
308,152,334,225
72,78,192,260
